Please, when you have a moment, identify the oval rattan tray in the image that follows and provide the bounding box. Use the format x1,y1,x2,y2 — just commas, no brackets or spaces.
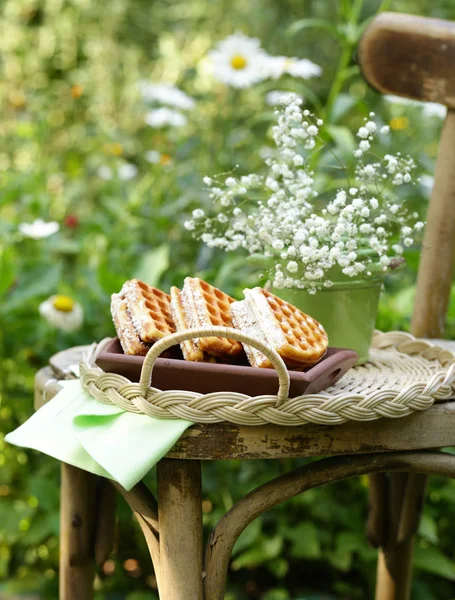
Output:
79,327,455,426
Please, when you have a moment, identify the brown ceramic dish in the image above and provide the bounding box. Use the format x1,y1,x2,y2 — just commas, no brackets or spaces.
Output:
96,338,358,398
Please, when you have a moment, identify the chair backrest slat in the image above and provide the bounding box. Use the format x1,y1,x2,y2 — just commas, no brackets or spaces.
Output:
359,12,455,338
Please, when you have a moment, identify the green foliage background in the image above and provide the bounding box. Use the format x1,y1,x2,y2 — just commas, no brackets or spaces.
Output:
2,0,455,598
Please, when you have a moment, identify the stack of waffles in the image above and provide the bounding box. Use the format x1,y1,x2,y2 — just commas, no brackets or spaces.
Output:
111,277,328,370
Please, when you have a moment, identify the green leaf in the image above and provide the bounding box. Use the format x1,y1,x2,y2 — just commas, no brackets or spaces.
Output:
330,94,358,124
6,263,62,311
134,245,169,287
231,535,283,570
414,545,455,580
97,262,127,295
0,247,15,296
325,124,356,155
232,519,261,556
287,18,342,40
419,514,439,545
328,531,363,572
285,521,321,559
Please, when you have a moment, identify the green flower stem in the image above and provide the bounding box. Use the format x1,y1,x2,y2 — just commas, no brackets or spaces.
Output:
323,0,365,121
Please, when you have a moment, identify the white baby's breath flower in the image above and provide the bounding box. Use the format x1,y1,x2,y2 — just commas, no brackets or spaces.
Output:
138,82,195,110
118,163,138,180
266,90,298,106
209,33,268,88
365,121,377,133
203,176,213,186
19,219,59,240
286,260,298,273
370,198,379,209
145,108,187,128
184,220,195,231
192,209,205,219
39,295,83,332
188,95,422,290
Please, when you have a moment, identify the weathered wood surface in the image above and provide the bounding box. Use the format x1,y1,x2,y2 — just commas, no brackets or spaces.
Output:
35,340,455,460
359,12,455,596
59,463,97,600
165,403,455,459
157,459,204,600
94,478,116,566
204,452,455,600
374,473,427,600
358,13,455,106
113,481,162,591
359,13,455,339
411,110,455,337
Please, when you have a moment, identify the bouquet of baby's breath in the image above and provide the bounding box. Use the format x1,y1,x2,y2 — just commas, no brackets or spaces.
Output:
185,95,423,294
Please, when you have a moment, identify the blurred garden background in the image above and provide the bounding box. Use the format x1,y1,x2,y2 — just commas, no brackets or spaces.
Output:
2,0,455,598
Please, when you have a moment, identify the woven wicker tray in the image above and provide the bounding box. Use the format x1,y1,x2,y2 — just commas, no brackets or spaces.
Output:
80,327,455,426
96,338,358,398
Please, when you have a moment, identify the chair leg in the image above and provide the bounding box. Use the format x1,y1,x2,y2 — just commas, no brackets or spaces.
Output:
60,463,98,600
373,473,427,600
376,538,415,600
157,459,204,600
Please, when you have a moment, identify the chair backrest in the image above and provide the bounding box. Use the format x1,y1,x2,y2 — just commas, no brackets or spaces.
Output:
358,12,455,339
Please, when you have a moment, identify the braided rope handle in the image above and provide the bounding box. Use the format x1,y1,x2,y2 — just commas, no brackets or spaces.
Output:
139,326,290,405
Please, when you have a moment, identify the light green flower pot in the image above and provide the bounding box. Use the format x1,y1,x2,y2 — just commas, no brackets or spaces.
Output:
271,277,383,364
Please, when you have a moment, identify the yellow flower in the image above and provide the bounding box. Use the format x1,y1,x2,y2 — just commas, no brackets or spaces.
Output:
160,153,172,166
71,84,84,99
103,143,124,157
52,295,75,312
389,116,409,130
230,55,247,70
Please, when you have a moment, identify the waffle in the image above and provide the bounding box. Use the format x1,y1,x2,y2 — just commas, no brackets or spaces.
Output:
231,287,328,368
180,277,243,358
111,293,151,356
120,279,175,343
170,286,208,362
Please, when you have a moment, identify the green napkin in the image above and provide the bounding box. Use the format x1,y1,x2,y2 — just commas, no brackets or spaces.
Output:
5,380,192,491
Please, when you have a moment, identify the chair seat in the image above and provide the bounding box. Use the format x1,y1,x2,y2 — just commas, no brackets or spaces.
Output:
165,402,455,459
34,343,455,461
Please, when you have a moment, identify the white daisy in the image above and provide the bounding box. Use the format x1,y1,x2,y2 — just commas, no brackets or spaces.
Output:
98,166,113,180
423,103,446,119
209,33,268,88
138,82,195,110
265,56,322,80
145,108,187,128
385,95,446,118
420,174,434,195
19,219,59,239
39,295,84,332
145,150,161,163
118,163,138,180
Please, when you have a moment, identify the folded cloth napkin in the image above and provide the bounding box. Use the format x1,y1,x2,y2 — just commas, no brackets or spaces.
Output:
5,379,192,491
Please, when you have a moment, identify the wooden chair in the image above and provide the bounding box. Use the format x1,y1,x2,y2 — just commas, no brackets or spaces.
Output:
35,12,455,600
